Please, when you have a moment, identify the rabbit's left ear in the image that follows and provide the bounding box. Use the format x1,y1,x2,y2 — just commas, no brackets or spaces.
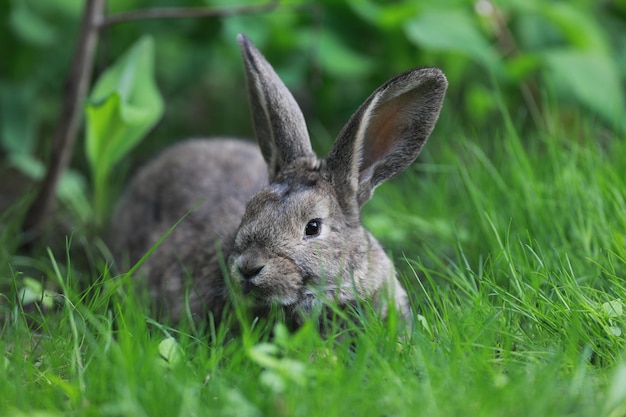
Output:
326,68,447,208
238,34,315,181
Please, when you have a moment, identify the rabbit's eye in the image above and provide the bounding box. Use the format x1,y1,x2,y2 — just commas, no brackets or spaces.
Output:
305,218,322,237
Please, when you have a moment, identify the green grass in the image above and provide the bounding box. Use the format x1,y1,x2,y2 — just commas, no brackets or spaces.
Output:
2,120,626,416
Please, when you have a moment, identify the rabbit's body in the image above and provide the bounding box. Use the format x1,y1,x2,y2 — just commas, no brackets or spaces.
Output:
111,35,447,328
112,139,267,320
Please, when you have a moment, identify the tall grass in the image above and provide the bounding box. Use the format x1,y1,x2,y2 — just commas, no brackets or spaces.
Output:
2,118,626,416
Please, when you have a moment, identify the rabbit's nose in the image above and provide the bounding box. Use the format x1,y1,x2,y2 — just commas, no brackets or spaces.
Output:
237,263,264,280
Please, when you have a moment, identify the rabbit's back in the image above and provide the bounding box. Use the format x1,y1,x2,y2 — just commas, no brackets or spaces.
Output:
110,139,267,320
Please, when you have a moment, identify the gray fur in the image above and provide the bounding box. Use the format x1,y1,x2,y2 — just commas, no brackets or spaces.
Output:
238,35,314,181
110,34,447,328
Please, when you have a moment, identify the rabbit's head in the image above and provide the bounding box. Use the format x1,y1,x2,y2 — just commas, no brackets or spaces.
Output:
229,35,447,319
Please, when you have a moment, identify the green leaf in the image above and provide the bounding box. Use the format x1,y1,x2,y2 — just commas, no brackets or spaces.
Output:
86,35,163,171
158,337,183,366
317,31,376,78
538,2,608,53
404,10,500,69
57,169,92,223
346,0,419,29
85,35,164,224
18,277,56,309
543,50,625,132
7,153,45,179
8,154,91,222
505,54,542,82
603,300,623,318
247,343,280,369
86,92,149,175
9,1,57,46
0,83,38,155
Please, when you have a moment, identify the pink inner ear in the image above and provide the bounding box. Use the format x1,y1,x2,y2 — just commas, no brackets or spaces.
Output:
359,89,419,177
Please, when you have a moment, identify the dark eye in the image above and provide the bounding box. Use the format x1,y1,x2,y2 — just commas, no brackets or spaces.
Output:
304,218,322,237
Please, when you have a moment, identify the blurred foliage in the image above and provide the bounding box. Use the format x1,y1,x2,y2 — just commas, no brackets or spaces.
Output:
0,0,625,229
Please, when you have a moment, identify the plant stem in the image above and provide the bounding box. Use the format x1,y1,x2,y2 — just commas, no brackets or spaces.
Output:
93,170,108,230
21,0,105,241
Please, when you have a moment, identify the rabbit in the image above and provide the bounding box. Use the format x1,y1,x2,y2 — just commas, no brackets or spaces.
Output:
110,34,447,329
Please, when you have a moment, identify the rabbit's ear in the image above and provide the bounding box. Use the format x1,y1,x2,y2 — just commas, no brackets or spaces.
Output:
238,34,314,181
326,68,447,208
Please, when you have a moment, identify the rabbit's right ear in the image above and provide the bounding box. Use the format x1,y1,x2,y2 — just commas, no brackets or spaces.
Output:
238,34,315,181
326,68,447,210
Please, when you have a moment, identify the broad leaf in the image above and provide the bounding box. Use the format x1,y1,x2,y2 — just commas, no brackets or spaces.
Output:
85,35,164,224
346,0,419,29
543,50,625,133
404,10,500,69
9,1,57,46
86,35,163,174
538,2,608,53
317,31,375,78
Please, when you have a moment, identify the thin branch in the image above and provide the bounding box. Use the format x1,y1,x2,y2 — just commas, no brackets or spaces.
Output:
22,0,105,239
99,1,280,29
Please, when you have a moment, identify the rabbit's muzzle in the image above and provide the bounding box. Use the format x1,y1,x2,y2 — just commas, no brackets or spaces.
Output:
237,263,265,296
230,252,304,306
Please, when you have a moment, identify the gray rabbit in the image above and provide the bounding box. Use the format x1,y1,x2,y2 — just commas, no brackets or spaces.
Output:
110,34,447,328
